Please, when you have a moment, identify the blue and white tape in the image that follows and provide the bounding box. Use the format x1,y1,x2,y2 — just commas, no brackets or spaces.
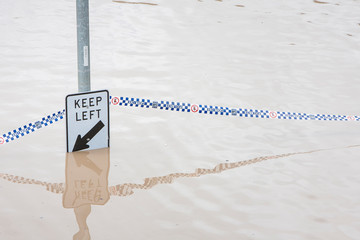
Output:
1,96,359,145
0,110,65,145
110,96,359,122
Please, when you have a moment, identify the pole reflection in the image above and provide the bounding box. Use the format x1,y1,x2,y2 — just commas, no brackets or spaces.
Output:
63,148,110,240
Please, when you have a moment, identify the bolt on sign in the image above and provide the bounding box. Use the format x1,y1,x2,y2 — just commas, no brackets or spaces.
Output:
66,90,109,152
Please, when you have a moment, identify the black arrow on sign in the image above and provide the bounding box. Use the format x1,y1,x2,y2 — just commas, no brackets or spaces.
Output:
72,120,105,152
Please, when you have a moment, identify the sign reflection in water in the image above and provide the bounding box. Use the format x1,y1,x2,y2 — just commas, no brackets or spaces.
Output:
63,148,110,240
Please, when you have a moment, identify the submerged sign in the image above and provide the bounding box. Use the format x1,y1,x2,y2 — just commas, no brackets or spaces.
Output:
66,90,109,152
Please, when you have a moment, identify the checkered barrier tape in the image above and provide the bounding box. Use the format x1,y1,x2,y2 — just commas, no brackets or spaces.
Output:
0,110,65,145
1,96,358,145
110,96,360,122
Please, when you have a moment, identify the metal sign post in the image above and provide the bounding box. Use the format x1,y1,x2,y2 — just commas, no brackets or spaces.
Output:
77,0,91,92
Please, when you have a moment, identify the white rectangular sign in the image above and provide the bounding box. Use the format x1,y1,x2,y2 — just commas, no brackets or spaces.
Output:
66,90,109,152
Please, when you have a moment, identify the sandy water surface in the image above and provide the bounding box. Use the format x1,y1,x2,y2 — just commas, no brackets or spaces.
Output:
1,0,360,239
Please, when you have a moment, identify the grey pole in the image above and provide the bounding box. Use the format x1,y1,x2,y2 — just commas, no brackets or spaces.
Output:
76,0,91,92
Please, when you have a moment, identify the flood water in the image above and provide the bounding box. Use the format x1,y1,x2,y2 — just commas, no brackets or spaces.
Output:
1,0,360,239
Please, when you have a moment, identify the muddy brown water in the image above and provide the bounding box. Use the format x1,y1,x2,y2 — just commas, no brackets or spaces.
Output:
1,0,360,239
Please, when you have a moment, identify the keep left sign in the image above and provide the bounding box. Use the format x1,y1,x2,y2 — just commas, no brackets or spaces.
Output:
66,90,109,152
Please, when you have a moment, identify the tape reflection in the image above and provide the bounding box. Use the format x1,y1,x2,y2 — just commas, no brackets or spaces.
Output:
109,152,291,197
1,145,360,198
108,145,360,197
0,173,64,193
63,148,110,240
